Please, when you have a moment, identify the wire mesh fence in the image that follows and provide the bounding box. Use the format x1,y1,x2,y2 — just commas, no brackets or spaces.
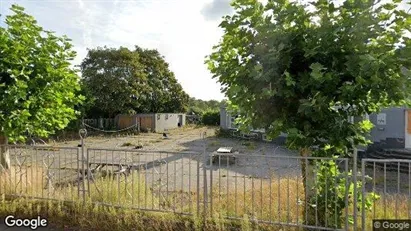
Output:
1,141,411,230
0,145,80,202
361,159,411,230
204,153,350,231
84,148,202,215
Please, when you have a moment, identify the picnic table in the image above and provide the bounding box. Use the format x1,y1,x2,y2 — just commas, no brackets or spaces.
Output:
210,147,238,165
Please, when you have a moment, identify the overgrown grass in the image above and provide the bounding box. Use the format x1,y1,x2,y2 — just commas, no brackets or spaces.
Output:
0,166,408,231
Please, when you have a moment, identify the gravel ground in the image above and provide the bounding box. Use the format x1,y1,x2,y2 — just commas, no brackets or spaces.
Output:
7,127,301,194
7,126,408,202
5,126,411,228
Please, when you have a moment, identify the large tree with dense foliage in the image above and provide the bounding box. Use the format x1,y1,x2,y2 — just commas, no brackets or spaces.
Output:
81,46,189,118
206,0,410,228
134,46,189,113
0,5,84,169
80,47,148,118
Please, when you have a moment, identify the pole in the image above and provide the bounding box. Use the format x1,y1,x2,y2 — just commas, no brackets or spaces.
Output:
361,158,366,231
202,131,208,228
79,128,87,204
353,147,358,231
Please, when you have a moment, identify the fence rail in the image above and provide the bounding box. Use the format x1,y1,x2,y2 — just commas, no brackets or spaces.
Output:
83,118,116,129
1,139,410,230
361,158,411,230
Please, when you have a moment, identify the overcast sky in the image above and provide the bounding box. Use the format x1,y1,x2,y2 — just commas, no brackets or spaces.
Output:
0,0,409,101
0,0,234,101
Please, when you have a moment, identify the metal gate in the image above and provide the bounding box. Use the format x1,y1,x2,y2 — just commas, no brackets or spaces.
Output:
361,158,411,231
4,130,411,230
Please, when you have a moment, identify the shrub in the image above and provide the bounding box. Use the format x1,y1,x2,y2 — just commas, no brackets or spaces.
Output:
201,111,220,126
215,128,231,138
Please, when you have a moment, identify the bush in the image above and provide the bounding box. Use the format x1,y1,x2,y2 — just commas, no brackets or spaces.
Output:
201,111,220,126
215,127,232,138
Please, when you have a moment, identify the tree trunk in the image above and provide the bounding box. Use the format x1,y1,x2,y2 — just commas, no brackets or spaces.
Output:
300,148,317,230
0,134,10,171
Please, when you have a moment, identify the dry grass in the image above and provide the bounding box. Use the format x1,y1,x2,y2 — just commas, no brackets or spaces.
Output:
0,166,409,231
208,177,304,222
1,166,46,196
166,125,206,135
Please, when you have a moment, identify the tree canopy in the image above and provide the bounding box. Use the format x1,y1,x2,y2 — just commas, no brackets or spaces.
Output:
187,97,225,115
0,5,84,143
206,0,411,156
80,46,189,118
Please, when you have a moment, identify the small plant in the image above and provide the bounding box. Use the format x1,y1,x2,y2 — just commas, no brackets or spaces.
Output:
312,158,380,229
121,142,133,147
247,144,256,150
215,128,231,138
241,141,256,150
241,141,251,146
240,214,252,231
193,215,203,231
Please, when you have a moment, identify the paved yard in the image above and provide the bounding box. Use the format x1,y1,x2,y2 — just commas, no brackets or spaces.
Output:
3,126,411,227
5,127,302,197
6,126,404,196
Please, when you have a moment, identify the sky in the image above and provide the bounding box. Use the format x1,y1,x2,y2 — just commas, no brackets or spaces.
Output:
0,0,409,101
0,0,235,101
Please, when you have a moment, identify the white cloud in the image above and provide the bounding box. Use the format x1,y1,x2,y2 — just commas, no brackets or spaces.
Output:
0,0,227,100
2,0,411,101
102,0,225,100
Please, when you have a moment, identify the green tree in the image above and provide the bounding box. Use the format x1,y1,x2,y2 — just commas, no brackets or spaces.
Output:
134,46,189,113
80,46,189,118
202,110,220,126
187,97,225,115
206,0,410,228
0,5,84,169
80,47,149,118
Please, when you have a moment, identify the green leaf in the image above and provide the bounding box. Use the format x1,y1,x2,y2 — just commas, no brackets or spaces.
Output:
310,62,325,80
359,120,374,131
0,4,84,141
382,3,396,11
284,71,296,86
206,0,409,225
